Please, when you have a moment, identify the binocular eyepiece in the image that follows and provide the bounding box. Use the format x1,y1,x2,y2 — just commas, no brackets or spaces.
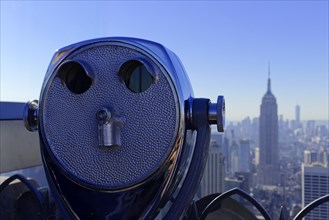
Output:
24,37,225,219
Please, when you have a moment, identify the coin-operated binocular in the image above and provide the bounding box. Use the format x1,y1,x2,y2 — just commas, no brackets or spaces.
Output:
24,37,225,219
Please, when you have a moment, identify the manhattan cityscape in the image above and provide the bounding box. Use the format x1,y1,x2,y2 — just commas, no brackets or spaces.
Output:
1,1,328,220
199,72,329,220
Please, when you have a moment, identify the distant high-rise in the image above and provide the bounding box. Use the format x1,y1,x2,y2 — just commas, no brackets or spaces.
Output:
230,130,239,176
258,68,280,185
295,105,301,124
302,163,329,220
222,136,230,174
239,139,250,172
199,140,226,197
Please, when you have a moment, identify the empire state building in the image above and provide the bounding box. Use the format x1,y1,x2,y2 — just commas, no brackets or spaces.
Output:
258,72,280,186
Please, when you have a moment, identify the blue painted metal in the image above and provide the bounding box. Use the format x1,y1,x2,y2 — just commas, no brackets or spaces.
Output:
0,174,46,217
36,37,202,220
0,102,25,120
164,98,211,220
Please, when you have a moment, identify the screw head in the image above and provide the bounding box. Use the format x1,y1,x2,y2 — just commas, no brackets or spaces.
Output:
96,108,111,124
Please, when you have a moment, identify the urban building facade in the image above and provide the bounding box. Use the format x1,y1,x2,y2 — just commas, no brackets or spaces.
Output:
258,74,280,186
302,163,329,220
239,139,251,172
199,140,226,198
295,105,300,124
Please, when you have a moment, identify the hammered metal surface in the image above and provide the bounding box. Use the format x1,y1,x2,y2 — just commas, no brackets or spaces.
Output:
42,45,178,189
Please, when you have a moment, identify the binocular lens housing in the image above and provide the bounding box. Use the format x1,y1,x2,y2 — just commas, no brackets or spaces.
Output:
57,60,93,94
118,59,154,93
24,37,225,219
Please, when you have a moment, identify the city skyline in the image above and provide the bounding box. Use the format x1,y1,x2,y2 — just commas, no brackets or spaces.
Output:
205,76,328,218
1,1,328,121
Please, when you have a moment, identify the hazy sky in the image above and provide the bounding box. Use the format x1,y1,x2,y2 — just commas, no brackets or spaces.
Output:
1,1,328,121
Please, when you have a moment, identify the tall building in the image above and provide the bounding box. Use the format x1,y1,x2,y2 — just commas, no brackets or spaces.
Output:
199,140,226,197
320,149,329,166
258,70,280,185
302,163,329,220
222,136,230,174
305,120,316,136
291,104,302,129
230,130,239,176
239,139,250,172
254,147,260,166
251,117,259,146
295,105,301,124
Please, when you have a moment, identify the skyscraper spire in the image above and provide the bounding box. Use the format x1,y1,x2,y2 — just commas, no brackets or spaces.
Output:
267,61,271,93
259,60,279,186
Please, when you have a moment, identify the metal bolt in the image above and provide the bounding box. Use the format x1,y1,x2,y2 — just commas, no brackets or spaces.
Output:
208,96,225,132
96,108,111,124
23,99,39,132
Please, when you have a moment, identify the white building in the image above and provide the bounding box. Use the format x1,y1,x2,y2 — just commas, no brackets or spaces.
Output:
302,163,329,220
199,140,226,197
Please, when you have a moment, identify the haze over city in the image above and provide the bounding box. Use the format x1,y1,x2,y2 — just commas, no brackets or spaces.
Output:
1,1,328,121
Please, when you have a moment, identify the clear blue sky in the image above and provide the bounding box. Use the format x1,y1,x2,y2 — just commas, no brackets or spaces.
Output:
1,1,328,121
